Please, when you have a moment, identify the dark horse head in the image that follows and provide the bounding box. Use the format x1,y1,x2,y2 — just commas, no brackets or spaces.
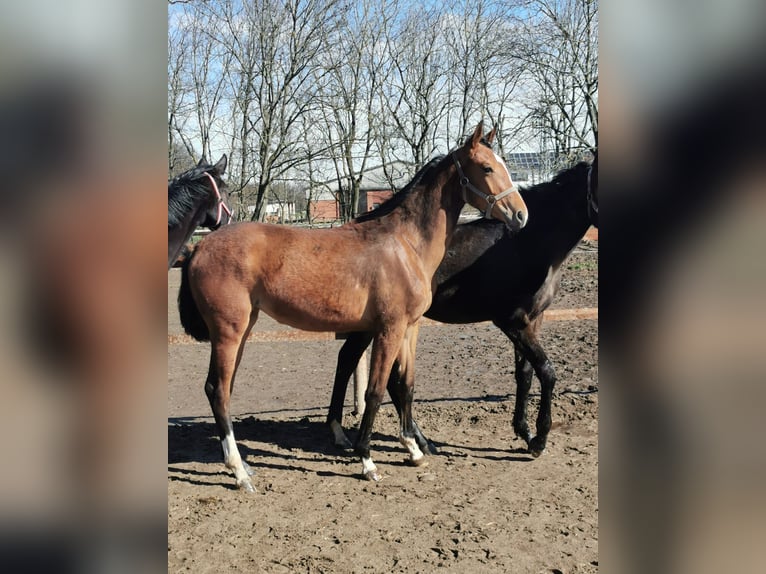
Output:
168,155,231,268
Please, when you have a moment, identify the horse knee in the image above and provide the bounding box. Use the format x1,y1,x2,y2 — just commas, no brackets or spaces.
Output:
364,389,384,407
538,360,556,387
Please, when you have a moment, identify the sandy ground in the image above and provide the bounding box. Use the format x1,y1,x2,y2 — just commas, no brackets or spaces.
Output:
168,244,598,573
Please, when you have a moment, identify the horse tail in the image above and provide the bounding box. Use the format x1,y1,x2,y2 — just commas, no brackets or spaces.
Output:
178,249,210,341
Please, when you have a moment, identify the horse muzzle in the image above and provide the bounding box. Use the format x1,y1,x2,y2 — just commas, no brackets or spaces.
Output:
495,193,528,232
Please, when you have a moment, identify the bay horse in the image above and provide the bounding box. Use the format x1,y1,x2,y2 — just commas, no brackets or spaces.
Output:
327,153,598,457
168,155,232,269
177,122,528,491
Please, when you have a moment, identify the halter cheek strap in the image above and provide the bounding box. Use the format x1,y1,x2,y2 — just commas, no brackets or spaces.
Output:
452,153,518,219
203,172,233,225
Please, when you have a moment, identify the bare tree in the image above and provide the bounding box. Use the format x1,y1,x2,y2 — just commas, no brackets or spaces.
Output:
247,0,342,221
184,4,233,162
168,12,196,174
168,0,598,214
317,0,400,221
377,3,447,175
517,0,598,156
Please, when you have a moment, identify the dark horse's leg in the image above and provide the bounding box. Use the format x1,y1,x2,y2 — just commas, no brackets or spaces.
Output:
511,345,534,445
330,332,437,454
496,316,556,456
327,332,373,449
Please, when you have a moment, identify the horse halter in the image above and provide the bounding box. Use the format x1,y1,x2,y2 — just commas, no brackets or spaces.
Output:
452,153,518,219
203,172,233,225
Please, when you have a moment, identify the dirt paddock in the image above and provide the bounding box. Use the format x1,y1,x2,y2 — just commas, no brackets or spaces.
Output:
168,245,598,573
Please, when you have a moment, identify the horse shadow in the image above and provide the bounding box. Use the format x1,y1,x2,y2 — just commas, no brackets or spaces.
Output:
168,403,537,489
167,415,406,488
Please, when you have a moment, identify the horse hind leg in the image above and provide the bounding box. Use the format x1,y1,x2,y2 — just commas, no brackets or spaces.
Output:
387,360,437,455
205,311,258,492
392,324,428,466
328,332,373,450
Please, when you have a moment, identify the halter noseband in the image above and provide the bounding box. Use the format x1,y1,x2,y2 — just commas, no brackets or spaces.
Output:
203,172,233,225
452,153,518,219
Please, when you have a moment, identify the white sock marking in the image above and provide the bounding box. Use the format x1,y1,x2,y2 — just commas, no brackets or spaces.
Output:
361,456,377,475
400,435,425,462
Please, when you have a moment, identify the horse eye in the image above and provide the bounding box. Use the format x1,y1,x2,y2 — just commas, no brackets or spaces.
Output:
483,166,493,174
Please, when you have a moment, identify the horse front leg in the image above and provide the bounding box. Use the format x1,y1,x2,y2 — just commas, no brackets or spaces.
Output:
511,346,534,445
508,318,556,457
327,332,373,449
354,325,407,481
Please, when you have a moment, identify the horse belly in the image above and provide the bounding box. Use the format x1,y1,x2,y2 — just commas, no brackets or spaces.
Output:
256,281,372,333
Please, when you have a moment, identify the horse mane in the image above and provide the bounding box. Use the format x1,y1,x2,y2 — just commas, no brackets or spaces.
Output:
168,164,222,227
353,155,447,223
519,161,590,207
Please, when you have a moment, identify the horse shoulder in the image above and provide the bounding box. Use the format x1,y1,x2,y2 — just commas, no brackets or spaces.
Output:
529,263,565,317
392,235,434,315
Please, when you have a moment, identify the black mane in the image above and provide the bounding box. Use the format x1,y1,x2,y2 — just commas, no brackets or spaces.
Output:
518,161,590,209
353,156,447,223
168,164,221,227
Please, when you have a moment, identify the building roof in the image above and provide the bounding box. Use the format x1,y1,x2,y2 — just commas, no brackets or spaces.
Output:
505,151,556,170
505,150,593,170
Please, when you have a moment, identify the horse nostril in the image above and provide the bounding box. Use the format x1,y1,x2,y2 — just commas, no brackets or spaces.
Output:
516,210,527,225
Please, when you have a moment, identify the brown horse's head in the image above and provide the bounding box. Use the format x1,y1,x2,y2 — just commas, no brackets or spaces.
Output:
452,122,528,231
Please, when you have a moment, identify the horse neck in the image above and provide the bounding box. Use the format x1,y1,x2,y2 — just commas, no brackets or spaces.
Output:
168,205,207,265
395,165,464,275
525,170,592,264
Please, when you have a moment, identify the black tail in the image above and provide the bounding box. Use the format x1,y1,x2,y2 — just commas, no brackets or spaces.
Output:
178,249,210,341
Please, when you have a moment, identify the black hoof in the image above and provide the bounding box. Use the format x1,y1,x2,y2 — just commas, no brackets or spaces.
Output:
528,436,547,457
333,438,354,451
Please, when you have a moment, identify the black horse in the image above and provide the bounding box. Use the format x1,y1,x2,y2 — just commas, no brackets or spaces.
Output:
328,155,598,457
168,155,232,269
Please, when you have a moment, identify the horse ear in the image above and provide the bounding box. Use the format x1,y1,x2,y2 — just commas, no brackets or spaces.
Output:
471,121,484,146
197,155,208,167
214,154,228,175
485,125,497,145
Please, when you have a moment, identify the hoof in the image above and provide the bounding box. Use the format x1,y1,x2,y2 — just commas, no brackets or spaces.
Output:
407,456,429,468
329,420,354,450
363,469,382,482
237,479,256,493
424,441,439,455
335,437,354,450
528,436,546,458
